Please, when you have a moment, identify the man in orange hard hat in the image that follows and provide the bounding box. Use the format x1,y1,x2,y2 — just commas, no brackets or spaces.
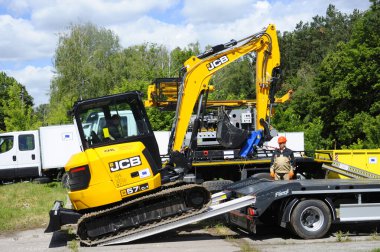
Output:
270,136,295,180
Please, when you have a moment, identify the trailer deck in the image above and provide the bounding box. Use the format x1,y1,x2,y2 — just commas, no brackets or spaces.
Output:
49,177,380,245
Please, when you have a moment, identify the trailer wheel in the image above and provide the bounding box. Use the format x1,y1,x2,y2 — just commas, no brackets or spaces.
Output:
290,199,331,239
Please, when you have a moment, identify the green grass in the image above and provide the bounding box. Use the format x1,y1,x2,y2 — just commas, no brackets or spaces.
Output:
335,230,351,242
67,240,79,252
0,182,67,233
371,229,379,240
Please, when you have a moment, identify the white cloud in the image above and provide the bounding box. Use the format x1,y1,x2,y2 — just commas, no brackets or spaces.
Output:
110,16,197,49
5,65,54,106
20,0,178,30
0,15,55,61
182,0,254,24
7,0,31,17
180,0,371,47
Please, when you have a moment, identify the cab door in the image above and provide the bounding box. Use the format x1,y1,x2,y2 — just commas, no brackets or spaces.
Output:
15,132,41,178
0,134,17,179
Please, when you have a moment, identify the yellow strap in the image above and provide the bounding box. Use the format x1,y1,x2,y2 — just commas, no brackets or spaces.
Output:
103,128,110,138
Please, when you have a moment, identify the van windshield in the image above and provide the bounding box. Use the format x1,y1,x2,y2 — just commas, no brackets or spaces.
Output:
0,135,14,154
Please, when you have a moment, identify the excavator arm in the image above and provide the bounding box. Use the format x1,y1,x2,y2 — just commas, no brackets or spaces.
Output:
169,24,280,153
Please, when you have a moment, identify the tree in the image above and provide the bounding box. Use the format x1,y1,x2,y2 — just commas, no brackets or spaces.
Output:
279,4,362,81
111,43,201,131
34,104,50,126
210,56,255,100
0,72,36,132
170,43,201,76
271,3,380,149
48,23,122,124
1,82,36,131
309,0,380,148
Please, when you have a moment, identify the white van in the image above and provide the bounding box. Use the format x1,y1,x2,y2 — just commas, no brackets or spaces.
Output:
0,125,81,182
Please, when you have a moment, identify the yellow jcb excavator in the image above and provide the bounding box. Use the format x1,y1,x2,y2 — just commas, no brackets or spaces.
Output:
46,24,282,246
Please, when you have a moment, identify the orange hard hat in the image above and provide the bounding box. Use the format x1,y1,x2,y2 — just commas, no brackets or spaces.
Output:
278,136,287,144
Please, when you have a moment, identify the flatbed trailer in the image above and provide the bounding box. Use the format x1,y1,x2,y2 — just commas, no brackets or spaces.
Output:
225,177,380,239
49,177,380,245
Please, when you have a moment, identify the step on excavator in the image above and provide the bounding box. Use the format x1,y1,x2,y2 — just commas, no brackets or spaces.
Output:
46,24,282,246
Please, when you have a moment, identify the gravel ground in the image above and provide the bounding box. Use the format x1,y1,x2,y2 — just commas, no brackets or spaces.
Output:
1,222,380,252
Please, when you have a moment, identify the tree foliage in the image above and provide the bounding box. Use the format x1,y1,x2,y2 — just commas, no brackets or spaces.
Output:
0,72,37,131
48,23,123,124
273,0,380,149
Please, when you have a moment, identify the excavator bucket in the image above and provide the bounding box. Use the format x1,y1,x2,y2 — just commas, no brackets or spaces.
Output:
216,110,249,148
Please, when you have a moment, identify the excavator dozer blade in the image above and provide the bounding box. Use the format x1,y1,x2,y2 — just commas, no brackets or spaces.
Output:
45,201,82,233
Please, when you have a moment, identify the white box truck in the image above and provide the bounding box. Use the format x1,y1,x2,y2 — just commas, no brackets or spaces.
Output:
0,125,81,182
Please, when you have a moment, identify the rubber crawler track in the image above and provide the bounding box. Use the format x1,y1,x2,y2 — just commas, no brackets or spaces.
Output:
77,183,211,246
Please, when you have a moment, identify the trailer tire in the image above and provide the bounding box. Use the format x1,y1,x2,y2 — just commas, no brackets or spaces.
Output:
202,180,234,192
290,199,331,239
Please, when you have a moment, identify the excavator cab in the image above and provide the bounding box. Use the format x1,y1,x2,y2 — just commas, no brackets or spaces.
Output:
74,91,161,166
65,91,163,211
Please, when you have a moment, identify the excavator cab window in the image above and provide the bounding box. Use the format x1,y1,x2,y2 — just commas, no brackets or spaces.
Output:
74,93,151,149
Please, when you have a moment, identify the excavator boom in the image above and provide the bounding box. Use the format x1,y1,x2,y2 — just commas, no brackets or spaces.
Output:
168,24,280,152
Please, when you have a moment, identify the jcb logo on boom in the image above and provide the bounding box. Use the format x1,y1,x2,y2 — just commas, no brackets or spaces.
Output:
206,55,229,71
109,156,142,172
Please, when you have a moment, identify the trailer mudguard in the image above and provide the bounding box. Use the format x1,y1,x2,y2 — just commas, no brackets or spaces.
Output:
280,198,299,227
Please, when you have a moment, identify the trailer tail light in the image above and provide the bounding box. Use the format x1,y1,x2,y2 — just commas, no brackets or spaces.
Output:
248,207,256,216
68,165,91,191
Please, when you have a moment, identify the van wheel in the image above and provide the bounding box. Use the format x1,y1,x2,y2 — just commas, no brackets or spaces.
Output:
61,173,70,189
290,199,331,239
56,169,64,181
33,177,51,184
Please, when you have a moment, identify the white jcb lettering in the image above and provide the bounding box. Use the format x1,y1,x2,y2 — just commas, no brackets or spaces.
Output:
110,162,119,172
109,156,142,172
119,159,131,169
207,55,229,71
130,156,142,167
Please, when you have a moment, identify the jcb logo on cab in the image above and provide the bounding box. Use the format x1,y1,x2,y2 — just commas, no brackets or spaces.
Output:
109,156,142,172
206,55,229,71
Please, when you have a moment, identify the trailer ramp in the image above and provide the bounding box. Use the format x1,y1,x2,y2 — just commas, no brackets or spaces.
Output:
322,161,380,179
101,193,255,246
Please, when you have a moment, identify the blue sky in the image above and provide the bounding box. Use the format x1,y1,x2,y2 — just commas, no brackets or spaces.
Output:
0,0,371,106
